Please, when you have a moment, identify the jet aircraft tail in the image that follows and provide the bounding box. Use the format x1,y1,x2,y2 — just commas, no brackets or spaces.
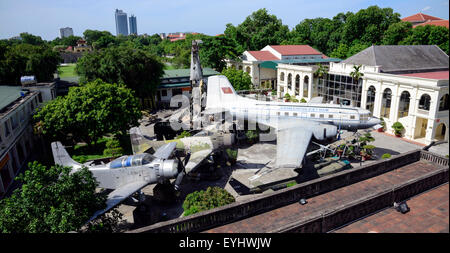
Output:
51,142,82,170
205,75,240,110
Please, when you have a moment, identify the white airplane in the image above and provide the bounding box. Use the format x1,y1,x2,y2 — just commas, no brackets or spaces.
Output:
204,75,381,169
51,141,179,221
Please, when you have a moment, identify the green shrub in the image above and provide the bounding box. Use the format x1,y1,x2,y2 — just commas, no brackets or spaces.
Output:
176,130,191,139
392,122,404,136
226,148,238,161
182,187,235,216
284,93,291,100
300,98,307,103
103,138,124,157
271,90,277,96
245,130,259,143
382,153,391,159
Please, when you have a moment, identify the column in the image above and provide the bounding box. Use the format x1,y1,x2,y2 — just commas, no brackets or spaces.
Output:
308,74,313,100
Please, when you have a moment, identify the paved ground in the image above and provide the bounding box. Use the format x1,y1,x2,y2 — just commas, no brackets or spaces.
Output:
204,160,447,233
334,183,449,233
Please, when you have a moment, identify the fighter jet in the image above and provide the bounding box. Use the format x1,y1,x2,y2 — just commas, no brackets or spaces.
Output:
129,126,234,189
51,141,179,221
203,75,381,169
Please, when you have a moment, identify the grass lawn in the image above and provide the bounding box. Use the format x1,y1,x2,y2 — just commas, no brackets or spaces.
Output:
164,63,176,70
67,135,132,163
58,64,78,78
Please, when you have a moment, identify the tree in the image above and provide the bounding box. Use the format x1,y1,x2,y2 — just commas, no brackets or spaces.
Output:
19,32,46,46
200,35,241,71
0,161,121,233
225,8,289,51
75,45,164,100
341,6,400,46
0,43,60,85
350,64,364,83
33,79,142,146
221,67,252,91
83,29,113,45
382,21,413,45
399,25,449,54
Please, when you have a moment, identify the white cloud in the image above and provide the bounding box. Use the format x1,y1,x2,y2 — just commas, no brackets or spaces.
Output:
421,6,431,11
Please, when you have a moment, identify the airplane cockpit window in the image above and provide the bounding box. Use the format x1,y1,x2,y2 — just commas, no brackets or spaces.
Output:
110,153,155,169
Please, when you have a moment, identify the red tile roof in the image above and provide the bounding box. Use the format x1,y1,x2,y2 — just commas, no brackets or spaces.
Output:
247,50,279,61
399,71,449,80
401,13,443,22
269,45,323,56
413,19,449,28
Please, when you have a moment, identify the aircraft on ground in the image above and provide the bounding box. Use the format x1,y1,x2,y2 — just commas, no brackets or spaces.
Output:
51,141,179,221
203,75,381,169
129,125,235,189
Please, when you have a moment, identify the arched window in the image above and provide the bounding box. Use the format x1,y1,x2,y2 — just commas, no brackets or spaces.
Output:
439,94,449,111
245,66,251,74
366,86,376,114
419,94,431,111
303,76,309,97
381,88,392,118
295,75,300,96
287,73,292,90
398,91,410,118
280,72,285,82
238,65,243,70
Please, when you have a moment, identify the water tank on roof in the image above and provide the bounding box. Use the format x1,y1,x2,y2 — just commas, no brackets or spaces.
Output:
109,153,155,169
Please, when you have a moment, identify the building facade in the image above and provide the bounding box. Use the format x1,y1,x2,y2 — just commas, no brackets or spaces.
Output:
156,68,220,107
226,45,340,90
59,27,73,38
115,9,128,36
276,45,449,145
0,83,56,197
129,15,137,35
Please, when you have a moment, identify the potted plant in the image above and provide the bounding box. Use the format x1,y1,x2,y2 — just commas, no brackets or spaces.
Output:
225,148,238,165
392,122,404,137
378,118,386,132
361,145,375,161
284,93,291,102
336,144,345,157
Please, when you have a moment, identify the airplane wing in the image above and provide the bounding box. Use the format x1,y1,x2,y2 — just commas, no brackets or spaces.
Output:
184,149,213,174
88,180,149,222
276,126,313,168
153,142,177,159
263,118,330,168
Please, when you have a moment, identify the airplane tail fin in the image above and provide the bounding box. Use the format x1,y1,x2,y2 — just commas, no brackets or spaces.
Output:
205,75,239,110
129,127,167,154
51,142,82,170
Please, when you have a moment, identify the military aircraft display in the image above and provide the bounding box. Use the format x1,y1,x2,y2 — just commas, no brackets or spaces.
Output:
203,75,382,169
130,125,234,189
51,141,179,221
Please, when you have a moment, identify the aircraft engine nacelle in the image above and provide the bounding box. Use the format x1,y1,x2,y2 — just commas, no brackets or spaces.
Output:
312,124,338,141
153,159,179,180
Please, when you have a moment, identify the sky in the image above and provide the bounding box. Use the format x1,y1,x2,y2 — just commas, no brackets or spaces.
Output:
0,0,449,40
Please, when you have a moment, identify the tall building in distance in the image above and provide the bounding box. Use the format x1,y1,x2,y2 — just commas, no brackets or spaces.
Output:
115,9,128,36
129,14,137,35
59,27,73,38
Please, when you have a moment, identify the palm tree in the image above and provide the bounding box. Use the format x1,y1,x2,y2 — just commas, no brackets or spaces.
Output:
350,64,364,84
314,63,328,78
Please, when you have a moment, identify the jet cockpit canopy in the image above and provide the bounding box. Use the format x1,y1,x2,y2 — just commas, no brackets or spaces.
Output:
110,153,155,169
